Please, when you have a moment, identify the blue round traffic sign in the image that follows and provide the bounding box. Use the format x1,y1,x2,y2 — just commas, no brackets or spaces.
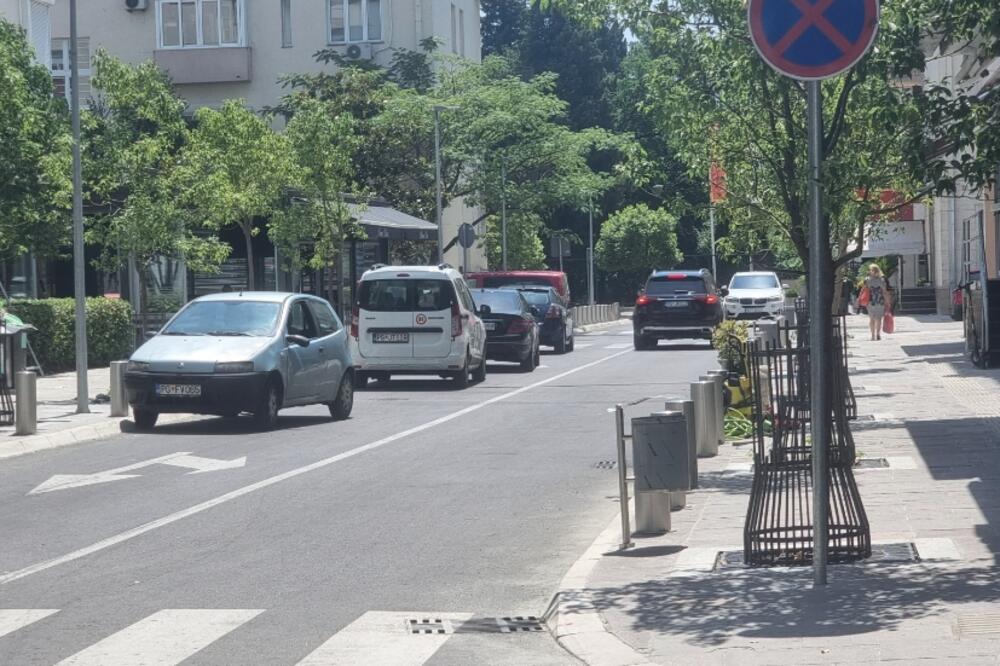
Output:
748,0,879,80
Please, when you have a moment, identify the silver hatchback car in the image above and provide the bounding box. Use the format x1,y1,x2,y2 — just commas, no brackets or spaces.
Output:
125,292,354,431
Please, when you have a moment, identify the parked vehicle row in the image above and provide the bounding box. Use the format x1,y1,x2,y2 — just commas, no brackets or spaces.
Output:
125,266,578,431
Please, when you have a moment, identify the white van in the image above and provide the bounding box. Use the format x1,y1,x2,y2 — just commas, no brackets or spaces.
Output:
351,265,487,388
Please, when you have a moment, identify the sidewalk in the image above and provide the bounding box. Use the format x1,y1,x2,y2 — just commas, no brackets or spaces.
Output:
0,367,194,460
554,313,1000,665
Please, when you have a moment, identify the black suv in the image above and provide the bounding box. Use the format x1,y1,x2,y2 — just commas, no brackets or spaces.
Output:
633,269,723,350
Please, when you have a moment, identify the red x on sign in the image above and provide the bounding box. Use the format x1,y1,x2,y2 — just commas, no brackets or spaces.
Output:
748,0,879,80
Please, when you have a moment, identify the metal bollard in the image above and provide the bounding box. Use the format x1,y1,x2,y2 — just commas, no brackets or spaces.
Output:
14,371,37,436
110,360,129,417
702,372,727,448
691,380,719,457
665,398,698,491
614,405,634,550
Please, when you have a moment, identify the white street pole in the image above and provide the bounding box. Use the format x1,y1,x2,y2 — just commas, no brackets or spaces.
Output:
501,158,508,271
709,205,718,278
70,0,89,414
587,196,595,306
807,80,831,588
433,106,444,265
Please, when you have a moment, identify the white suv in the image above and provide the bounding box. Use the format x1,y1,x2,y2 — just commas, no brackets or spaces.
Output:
723,271,787,319
351,265,487,388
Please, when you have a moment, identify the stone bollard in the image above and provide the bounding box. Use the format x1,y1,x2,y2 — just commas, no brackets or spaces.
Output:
702,372,727,449
691,380,719,457
14,371,37,436
110,360,129,418
665,398,698,491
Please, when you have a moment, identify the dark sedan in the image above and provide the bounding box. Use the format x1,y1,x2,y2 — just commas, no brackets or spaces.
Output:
470,288,541,372
502,286,574,353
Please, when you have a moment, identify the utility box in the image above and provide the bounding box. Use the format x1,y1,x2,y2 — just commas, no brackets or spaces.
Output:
631,411,691,492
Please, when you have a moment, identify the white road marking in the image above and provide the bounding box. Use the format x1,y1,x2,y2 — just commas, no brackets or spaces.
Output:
0,609,59,639
297,611,472,666
1,350,632,586
604,343,632,350
55,609,262,666
573,343,593,349
29,452,247,495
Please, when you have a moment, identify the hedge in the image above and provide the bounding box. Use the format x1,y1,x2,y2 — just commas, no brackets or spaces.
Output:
6,298,134,373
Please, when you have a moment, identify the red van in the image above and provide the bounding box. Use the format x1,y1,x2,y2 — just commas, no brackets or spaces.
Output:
465,271,571,304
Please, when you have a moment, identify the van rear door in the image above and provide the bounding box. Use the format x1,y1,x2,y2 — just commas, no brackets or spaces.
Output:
357,279,415,359
412,279,457,359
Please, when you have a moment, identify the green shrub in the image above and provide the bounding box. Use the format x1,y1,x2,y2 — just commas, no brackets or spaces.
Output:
711,319,749,371
6,298,134,372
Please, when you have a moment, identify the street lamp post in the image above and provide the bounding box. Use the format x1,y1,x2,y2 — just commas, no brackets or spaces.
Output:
70,0,89,414
433,106,444,265
587,195,595,306
501,157,508,271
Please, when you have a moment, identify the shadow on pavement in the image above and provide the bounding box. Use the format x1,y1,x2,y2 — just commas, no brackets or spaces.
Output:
123,414,334,436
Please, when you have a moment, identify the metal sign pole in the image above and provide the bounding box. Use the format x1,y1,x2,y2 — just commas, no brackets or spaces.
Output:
70,0,89,414
501,159,508,271
807,80,830,587
433,106,444,265
710,205,718,278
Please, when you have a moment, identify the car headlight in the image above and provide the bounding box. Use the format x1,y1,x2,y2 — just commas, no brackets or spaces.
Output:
127,361,150,372
214,361,254,373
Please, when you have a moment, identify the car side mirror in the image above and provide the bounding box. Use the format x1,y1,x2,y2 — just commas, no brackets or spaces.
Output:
720,286,729,296
144,330,157,340
479,304,491,315
286,334,310,348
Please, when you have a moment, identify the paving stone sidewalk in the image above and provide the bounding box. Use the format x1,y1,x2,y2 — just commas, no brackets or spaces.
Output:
574,313,1000,665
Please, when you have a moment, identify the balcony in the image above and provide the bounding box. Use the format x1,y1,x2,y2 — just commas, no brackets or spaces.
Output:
154,47,251,85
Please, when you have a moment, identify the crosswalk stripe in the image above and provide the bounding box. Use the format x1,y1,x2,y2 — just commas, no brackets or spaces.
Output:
56,609,262,666
605,343,632,349
0,609,59,639
297,611,473,666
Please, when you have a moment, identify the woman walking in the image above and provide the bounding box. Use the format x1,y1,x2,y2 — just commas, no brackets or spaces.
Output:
863,264,891,340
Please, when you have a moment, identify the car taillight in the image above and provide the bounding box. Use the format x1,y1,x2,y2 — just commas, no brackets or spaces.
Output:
451,301,462,337
636,295,653,306
693,294,719,305
350,305,359,338
545,304,561,319
508,319,532,334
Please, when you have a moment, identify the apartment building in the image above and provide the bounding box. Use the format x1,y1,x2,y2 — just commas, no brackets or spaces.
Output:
0,0,53,68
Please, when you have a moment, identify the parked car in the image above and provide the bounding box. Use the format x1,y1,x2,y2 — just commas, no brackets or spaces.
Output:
633,269,723,350
470,288,541,371
722,271,787,319
124,292,354,431
465,271,571,304
502,285,574,353
352,264,487,388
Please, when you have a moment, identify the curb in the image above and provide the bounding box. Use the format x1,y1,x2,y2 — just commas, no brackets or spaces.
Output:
575,318,632,335
544,511,656,666
0,413,203,462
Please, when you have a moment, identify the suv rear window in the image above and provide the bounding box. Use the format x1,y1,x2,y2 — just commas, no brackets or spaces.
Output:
359,279,455,312
646,276,708,296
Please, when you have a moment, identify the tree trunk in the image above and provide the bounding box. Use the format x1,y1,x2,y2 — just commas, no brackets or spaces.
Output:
241,222,256,291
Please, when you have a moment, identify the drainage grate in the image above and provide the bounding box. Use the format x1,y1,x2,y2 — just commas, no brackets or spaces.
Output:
712,542,919,571
407,618,454,635
453,616,546,634
855,458,890,469
594,460,618,470
955,612,1000,637
869,542,920,563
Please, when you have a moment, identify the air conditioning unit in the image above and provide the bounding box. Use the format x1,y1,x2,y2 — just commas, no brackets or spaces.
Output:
344,43,374,60
125,0,148,11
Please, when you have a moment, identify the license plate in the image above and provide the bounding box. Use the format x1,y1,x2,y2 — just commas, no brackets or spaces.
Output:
155,383,201,397
664,302,687,308
373,332,409,343
484,321,497,331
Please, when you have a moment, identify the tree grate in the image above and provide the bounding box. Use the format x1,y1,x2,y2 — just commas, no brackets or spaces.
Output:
407,618,453,635
713,542,918,571
855,458,890,469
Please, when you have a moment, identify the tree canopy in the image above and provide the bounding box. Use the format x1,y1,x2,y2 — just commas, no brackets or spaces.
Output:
595,203,682,294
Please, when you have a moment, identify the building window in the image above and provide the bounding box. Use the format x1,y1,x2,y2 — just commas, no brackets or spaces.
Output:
281,0,292,47
28,0,52,69
329,0,382,43
157,0,243,49
51,38,91,100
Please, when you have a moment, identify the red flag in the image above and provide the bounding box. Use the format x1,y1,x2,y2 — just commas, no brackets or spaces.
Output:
710,162,727,204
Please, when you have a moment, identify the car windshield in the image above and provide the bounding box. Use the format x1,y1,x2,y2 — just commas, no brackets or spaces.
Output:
515,289,553,306
471,290,523,314
730,275,780,290
162,300,281,337
646,277,707,295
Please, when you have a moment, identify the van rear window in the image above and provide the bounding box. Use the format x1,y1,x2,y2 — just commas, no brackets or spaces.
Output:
359,279,455,312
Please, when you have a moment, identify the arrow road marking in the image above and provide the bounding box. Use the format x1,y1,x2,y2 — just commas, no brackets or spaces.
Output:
28,452,247,495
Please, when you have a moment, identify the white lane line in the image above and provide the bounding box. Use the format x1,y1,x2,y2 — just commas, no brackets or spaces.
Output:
297,611,473,666
573,343,593,349
0,609,59,639
56,609,262,666
1,350,632,587
604,343,632,350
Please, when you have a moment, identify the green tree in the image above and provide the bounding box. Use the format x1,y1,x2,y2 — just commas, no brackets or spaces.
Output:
481,0,529,56
0,19,71,261
182,101,294,290
595,203,682,293
483,212,547,269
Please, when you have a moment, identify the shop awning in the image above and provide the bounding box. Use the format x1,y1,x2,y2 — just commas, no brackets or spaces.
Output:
348,203,437,242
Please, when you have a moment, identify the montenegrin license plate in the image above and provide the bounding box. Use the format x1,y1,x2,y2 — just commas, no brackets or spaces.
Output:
373,332,409,343
664,301,687,308
155,383,202,397
484,321,498,331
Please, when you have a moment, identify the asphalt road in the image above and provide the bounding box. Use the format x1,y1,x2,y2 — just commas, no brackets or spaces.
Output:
0,325,716,665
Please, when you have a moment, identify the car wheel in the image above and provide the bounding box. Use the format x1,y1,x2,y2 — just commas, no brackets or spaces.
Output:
633,332,653,351
472,355,487,383
520,346,537,372
328,372,354,421
554,327,567,354
132,408,158,431
567,332,575,352
253,379,282,430
452,354,471,389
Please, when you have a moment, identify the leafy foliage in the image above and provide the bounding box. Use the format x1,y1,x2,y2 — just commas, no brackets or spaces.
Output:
711,319,749,372
482,212,547,269
595,204,682,291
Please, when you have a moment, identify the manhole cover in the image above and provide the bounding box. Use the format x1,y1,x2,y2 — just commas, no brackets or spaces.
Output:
407,618,454,635
855,458,890,469
454,616,545,634
956,612,1000,637
594,460,618,470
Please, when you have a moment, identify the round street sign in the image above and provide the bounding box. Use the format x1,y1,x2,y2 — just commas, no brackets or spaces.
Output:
748,0,879,80
458,223,476,249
